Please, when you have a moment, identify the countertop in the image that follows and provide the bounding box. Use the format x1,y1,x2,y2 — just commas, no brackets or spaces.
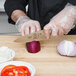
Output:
0,35,76,76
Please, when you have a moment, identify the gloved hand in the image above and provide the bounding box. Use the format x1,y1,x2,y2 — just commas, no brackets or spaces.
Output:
16,16,41,36
44,4,76,38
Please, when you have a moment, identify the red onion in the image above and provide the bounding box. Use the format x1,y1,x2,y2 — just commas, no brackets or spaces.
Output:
26,41,41,53
57,40,76,56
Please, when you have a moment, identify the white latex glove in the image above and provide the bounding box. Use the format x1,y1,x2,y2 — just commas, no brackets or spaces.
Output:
16,16,41,36
44,4,76,38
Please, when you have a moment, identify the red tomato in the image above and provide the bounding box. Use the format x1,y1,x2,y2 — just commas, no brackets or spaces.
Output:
1,65,16,75
13,67,26,76
1,65,31,76
19,66,31,76
1,68,15,76
1,67,25,76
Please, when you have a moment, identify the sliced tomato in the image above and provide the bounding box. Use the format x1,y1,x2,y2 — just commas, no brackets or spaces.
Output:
13,66,25,76
19,66,31,76
1,67,25,76
1,65,16,74
1,68,15,76
1,65,31,76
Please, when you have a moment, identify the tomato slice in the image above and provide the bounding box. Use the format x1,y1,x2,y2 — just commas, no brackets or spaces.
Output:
1,68,15,76
19,66,31,76
1,66,25,76
1,65,31,76
1,65,16,74
13,67,25,76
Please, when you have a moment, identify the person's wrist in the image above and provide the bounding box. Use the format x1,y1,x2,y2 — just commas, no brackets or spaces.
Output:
66,5,76,19
16,16,30,25
69,6,76,29
15,16,31,32
64,6,76,29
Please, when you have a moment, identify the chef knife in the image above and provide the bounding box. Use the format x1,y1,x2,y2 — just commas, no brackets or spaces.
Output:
14,29,52,43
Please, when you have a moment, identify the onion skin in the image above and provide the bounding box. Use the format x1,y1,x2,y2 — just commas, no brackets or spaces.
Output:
57,40,76,56
26,41,41,53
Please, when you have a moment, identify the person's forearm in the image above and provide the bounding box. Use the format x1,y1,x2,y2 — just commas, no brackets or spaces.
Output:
11,10,27,22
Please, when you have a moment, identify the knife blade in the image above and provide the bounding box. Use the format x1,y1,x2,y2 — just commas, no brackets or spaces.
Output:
14,29,52,43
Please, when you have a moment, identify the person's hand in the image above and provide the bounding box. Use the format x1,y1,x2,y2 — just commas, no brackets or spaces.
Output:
16,16,41,36
44,5,76,38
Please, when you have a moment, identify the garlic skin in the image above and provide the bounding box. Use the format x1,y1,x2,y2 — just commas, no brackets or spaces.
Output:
57,40,76,56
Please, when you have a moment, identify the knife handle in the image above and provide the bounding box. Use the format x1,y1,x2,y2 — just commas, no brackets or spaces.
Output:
31,29,52,40
15,29,52,43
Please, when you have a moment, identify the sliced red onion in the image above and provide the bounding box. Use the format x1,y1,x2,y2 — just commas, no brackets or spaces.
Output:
57,40,76,56
26,41,41,53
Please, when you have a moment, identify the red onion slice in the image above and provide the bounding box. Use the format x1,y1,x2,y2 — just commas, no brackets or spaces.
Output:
57,40,76,56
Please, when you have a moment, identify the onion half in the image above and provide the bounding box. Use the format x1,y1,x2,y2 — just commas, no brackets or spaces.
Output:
57,40,76,56
26,41,41,53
